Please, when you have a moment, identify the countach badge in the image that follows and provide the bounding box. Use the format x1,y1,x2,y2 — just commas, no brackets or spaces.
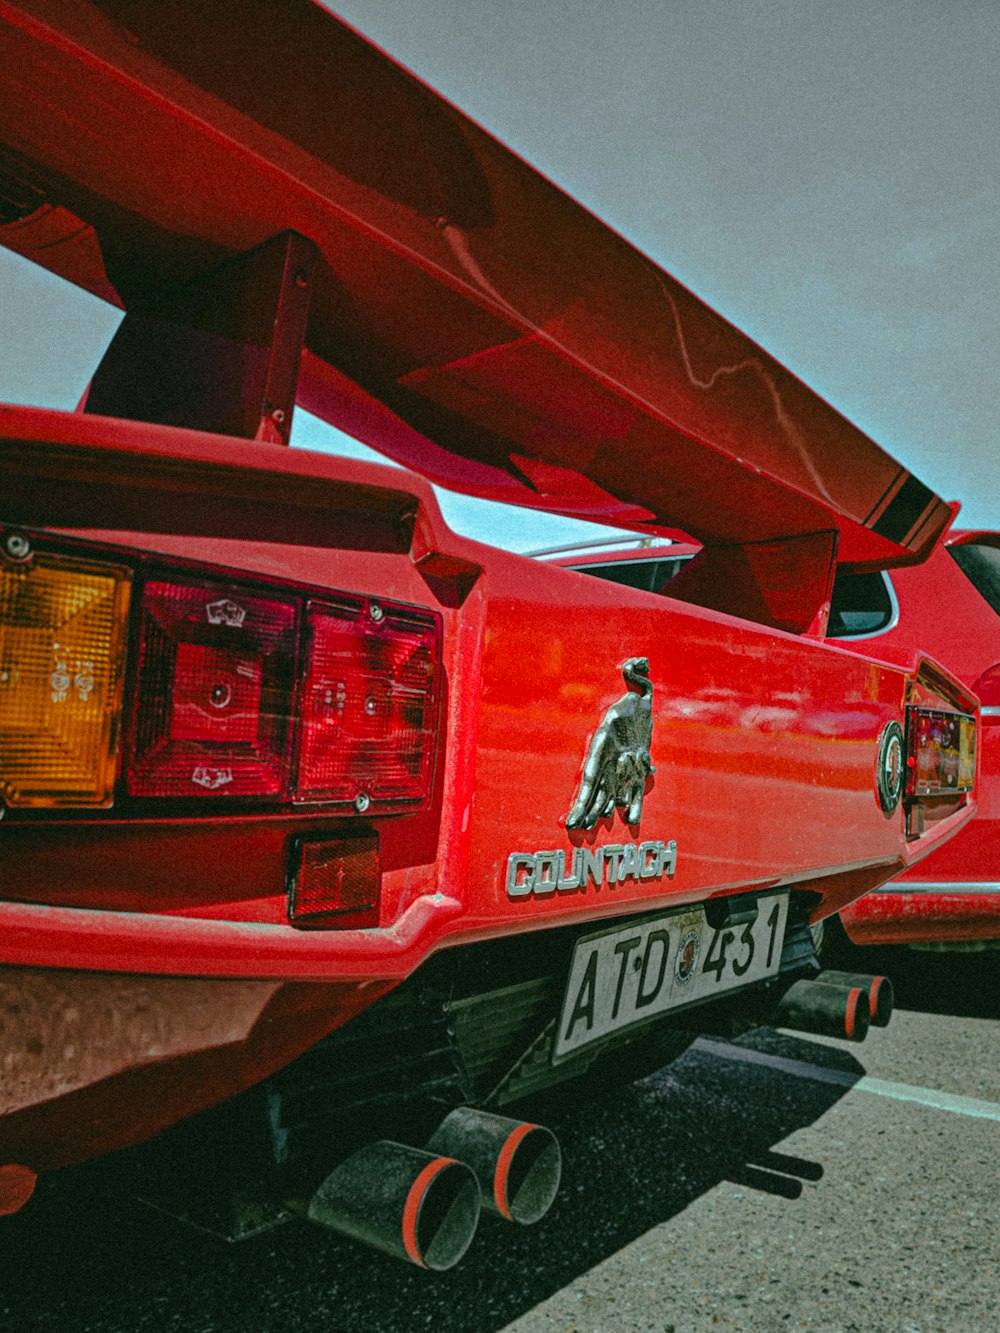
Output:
566,657,654,830
506,840,676,900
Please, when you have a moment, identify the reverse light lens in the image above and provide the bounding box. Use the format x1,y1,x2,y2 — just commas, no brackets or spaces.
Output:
297,600,439,805
0,552,131,806
906,707,976,797
127,579,298,798
288,833,380,926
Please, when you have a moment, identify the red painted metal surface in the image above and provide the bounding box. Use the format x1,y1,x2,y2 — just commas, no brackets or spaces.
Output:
840,891,1000,947
836,534,1000,946
0,1164,36,1215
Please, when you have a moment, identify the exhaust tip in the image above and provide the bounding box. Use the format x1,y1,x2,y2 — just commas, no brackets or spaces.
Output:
308,1141,480,1270
402,1156,481,1270
772,978,871,1043
867,974,894,1027
818,969,894,1027
491,1122,561,1225
428,1108,562,1225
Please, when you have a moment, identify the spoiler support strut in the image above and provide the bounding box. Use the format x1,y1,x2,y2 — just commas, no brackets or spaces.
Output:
84,230,317,447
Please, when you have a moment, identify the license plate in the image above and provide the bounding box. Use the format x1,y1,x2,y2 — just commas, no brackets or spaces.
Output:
553,892,789,1061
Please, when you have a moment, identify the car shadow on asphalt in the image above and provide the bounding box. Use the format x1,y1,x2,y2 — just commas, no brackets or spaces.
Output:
0,1033,867,1333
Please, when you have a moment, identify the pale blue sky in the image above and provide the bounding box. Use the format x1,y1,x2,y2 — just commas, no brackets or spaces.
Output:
2,0,996,544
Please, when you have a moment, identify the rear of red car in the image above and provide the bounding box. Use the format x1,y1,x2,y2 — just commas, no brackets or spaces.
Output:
0,0,982,1261
0,410,978,1203
830,534,1000,947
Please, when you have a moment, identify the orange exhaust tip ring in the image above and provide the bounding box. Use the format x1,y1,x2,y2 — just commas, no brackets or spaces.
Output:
0,1164,37,1216
401,1156,454,1267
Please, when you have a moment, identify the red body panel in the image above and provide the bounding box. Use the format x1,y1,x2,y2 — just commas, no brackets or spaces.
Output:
837,536,1000,945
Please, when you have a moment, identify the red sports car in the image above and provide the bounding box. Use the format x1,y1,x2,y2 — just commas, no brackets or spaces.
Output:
0,0,980,1267
827,532,1000,948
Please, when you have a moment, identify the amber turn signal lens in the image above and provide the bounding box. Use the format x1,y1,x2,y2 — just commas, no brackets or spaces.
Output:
0,550,131,806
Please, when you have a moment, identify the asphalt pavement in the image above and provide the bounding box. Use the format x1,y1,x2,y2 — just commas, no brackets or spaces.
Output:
2,945,997,1333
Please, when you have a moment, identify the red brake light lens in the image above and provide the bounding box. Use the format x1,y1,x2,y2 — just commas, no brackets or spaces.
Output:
296,600,439,805
127,579,298,798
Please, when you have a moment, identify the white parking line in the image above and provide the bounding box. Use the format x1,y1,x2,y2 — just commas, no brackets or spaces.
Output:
694,1038,1000,1123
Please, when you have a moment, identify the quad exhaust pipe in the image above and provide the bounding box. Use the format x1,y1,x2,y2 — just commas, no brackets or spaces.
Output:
307,1110,561,1268
305,965,891,1267
816,968,894,1027
772,978,871,1042
770,967,893,1042
427,1107,561,1226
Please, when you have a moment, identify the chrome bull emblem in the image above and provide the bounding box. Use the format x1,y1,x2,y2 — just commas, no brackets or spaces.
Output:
566,657,654,830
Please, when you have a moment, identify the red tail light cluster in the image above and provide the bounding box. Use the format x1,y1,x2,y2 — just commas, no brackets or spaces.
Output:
0,535,442,813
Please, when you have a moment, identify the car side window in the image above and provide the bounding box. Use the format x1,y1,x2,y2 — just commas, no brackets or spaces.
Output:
567,557,687,593
948,544,1000,616
826,570,896,639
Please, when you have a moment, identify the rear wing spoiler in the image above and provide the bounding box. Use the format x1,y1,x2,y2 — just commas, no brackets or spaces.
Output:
0,1,953,628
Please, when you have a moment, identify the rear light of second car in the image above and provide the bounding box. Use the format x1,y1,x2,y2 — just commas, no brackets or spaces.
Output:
971,663,1000,722
0,533,442,814
905,706,976,800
